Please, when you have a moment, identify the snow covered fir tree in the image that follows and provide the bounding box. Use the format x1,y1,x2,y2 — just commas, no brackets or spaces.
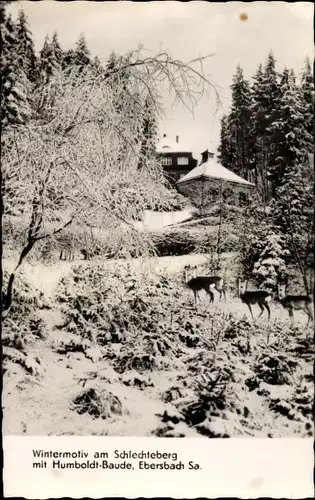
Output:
218,52,314,292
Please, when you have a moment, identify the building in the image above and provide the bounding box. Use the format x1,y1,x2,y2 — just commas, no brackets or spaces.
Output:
155,134,198,184
176,149,255,207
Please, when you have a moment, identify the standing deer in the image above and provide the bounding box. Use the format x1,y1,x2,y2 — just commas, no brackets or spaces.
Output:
277,283,314,327
238,279,271,322
184,265,226,308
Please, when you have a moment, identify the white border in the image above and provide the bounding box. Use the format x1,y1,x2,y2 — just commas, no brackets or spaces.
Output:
3,436,314,498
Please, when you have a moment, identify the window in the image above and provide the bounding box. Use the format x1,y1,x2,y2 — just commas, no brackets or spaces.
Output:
161,157,172,166
239,192,247,206
177,156,189,166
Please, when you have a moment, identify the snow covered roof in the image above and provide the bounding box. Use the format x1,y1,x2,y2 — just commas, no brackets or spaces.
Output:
176,158,255,187
156,134,192,154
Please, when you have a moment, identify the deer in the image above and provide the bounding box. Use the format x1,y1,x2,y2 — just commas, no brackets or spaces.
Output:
277,283,314,327
237,279,271,322
184,265,226,308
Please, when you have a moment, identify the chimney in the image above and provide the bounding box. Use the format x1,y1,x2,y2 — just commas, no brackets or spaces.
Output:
176,135,179,143
201,149,214,164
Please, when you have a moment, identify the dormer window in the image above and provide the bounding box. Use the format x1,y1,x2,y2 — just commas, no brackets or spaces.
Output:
177,157,189,166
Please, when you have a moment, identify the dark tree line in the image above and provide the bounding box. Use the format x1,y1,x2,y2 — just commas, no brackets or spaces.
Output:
218,52,313,199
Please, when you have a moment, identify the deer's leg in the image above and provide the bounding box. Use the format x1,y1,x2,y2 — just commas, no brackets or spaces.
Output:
209,284,215,304
304,305,313,328
306,304,314,324
208,290,214,306
264,303,271,321
306,312,310,328
288,308,294,326
193,290,197,308
247,303,255,321
218,286,226,302
257,302,265,319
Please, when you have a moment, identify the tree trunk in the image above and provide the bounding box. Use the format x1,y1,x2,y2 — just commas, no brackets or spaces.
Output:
2,239,36,319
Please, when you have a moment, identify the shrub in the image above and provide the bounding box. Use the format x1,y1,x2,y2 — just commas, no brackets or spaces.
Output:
1,270,48,376
152,229,197,256
71,387,126,419
152,225,238,258
51,261,314,437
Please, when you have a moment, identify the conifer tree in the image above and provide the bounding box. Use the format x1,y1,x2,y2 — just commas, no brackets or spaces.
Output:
228,65,253,179
250,53,281,199
217,67,253,180
300,57,314,154
270,68,305,186
38,35,62,84
15,9,38,83
39,36,54,83
252,232,289,288
271,64,314,292
72,33,91,70
51,31,63,64
62,49,75,72
217,114,234,169
106,51,118,71
0,11,31,127
105,51,132,112
272,159,314,293
107,51,132,84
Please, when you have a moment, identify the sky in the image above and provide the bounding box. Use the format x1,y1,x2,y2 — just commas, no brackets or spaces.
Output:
8,1,314,161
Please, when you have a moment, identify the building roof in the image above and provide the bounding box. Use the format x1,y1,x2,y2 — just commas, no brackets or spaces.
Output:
156,134,191,154
176,158,255,187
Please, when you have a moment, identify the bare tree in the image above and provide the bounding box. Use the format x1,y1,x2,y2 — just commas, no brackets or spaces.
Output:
1,49,220,317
